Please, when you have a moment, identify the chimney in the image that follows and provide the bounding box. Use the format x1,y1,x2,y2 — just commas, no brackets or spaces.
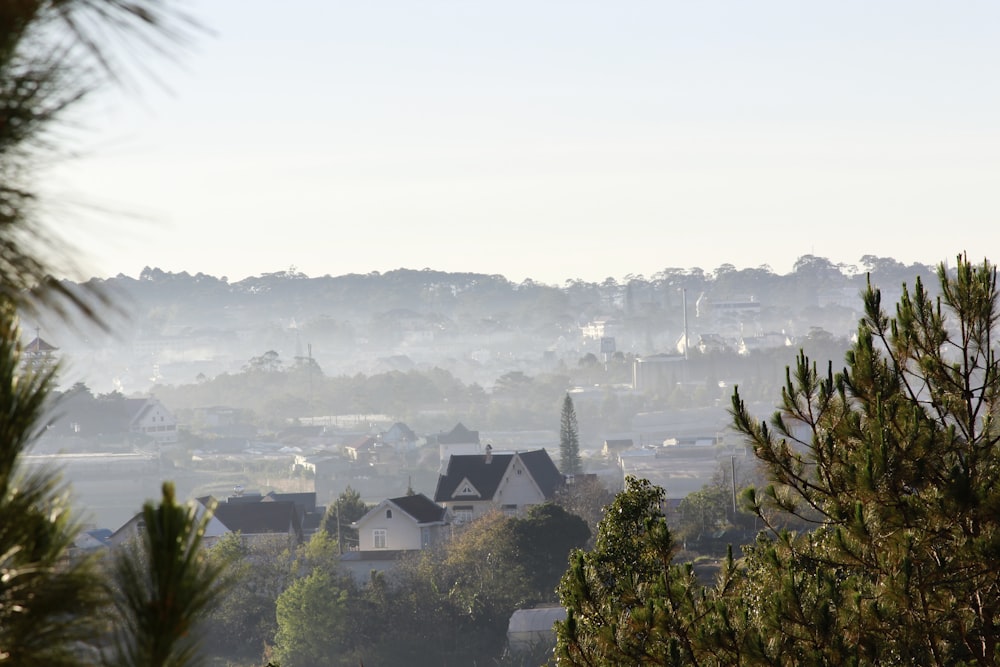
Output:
484,443,493,464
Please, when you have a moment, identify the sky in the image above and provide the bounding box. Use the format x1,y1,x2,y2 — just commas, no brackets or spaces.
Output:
43,1,1000,286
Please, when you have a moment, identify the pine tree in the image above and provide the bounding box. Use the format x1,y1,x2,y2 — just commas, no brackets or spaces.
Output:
560,393,583,476
730,253,1000,665
555,254,1000,667
0,305,105,665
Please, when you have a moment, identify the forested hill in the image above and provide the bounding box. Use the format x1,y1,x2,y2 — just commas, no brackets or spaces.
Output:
41,255,943,397
76,255,938,326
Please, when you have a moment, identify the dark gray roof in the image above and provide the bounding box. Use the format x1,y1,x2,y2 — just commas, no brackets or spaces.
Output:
390,493,447,524
437,422,480,445
433,449,563,503
213,501,301,538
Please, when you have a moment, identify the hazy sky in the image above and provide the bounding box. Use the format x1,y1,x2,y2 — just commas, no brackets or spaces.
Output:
45,1,1000,285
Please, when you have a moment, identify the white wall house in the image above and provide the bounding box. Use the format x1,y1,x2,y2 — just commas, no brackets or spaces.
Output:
433,448,564,524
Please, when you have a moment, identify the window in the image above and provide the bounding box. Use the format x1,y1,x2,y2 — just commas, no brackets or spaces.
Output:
421,526,432,548
386,509,392,519
372,529,387,549
502,504,517,516
453,505,474,524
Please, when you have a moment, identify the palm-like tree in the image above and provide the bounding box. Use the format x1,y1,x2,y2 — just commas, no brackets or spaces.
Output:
103,483,228,667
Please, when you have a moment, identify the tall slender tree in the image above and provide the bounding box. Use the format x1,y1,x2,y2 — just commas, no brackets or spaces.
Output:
560,393,583,476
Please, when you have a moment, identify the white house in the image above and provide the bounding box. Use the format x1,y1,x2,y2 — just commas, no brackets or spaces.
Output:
340,493,448,583
352,493,448,552
129,397,179,444
433,447,564,524
432,422,482,469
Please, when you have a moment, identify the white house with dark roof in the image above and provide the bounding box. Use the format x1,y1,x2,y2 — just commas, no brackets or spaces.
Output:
340,492,448,583
129,397,179,444
433,448,564,524
352,493,448,552
432,422,482,468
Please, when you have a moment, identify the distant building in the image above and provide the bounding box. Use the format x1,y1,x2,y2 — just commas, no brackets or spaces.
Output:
428,422,482,468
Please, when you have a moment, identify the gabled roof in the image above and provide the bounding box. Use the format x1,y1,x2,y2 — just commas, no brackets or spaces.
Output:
516,449,564,498
354,493,447,527
383,422,417,441
433,449,563,503
346,434,378,451
390,493,447,524
130,398,175,426
437,422,480,445
24,336,58,353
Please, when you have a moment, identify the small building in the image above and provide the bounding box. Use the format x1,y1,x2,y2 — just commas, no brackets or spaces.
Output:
430,422,482,468
507,606,567,654
340,493,448,584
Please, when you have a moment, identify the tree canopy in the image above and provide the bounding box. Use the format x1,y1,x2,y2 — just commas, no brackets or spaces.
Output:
557,254,1000,666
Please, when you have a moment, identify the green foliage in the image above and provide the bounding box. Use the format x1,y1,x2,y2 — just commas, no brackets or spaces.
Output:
0,306,105,665
556,254,1000,667
555,477,707,666
320,485,368,549
728,254,1000,665
510,503,590,601
104,483,227,667
675,481,731,546
273,568,358,667
553,474,615,546
559,393,583,475
202,532,294,662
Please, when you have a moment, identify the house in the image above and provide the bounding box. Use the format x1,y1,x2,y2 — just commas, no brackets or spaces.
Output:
108,500,230,549
380,422,418,451
209,498,304,547
129,397,179,444
602,438,634,459
340,493,448,583
222,490,326,539
42,394,179,446
508,606,567,655
352,493,448,552
344,434,379,463
737,332,792,355
433,447,564,524
430,422,481,468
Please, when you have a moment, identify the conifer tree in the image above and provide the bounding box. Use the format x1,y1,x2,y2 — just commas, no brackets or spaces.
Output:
730,253,1000,665
0,305,105,665
560,393,583,476
556,254,1000,667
